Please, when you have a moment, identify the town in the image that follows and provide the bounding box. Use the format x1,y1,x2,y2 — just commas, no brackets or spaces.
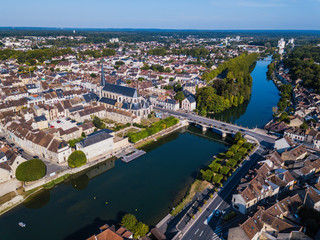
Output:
0,29,320,240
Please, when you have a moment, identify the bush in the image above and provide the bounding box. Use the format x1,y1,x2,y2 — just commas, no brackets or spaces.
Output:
230,144,240,153
223,211,237,222
212,173,223,184
200,169,214,181
243,142,252,149
209,162,221,172
233,152,243,161
225,151,234,158
214,157,224,162
16,159,46,182
220,166,231,175
133,222,149,239
226,159,238,168
68,150,87,168
121,214,149,238
238,147,248,156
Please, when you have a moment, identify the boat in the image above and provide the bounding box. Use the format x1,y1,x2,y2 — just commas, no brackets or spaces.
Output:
18,222,26,227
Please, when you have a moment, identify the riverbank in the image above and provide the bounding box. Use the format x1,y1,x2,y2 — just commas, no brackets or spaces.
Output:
134,119,188,149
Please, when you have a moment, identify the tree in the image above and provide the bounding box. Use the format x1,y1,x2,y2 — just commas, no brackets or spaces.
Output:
234,131,242,143
300,122,309,130
68,150,87,168
133,222,149,238
90,73,97,78
81,132,86,138
121,214,137,230
174,91,185,102
92,116,105,129
16,159,46,182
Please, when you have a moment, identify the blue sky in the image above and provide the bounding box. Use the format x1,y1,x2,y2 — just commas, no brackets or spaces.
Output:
1,0,319,30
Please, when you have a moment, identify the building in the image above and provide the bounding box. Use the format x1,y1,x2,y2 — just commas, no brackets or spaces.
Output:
76,129,114,160
181,96,196,112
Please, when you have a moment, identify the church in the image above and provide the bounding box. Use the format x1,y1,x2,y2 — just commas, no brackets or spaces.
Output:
98,60,153,120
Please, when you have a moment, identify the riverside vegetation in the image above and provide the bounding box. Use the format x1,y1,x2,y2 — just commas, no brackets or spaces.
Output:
196,53,259,115
171,132,255,216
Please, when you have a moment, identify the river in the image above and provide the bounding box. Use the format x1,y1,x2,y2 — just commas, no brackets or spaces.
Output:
0,58,279,240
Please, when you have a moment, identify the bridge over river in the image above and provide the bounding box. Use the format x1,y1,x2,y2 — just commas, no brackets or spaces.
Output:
154,107,277,148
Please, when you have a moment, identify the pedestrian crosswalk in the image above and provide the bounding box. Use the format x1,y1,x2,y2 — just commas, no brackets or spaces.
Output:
212,226,222,240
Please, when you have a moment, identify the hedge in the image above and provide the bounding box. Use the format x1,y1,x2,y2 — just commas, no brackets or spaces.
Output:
237,138,247,146
200,169,214,181
220,166,231,175
226,159,238,168
243,142,252,149
16,159,46,182
225,151,234,158
238,147,248,156
230,145,240,153
212,173,224,184
209,162,221,172
214,157,224,162
128,117,179,143
233,152,243,161
68,150,87,168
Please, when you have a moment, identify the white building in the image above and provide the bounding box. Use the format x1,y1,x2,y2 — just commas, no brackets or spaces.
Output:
76,129,114,160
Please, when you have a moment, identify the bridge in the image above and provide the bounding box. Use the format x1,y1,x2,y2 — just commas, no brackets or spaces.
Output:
154,107,277,148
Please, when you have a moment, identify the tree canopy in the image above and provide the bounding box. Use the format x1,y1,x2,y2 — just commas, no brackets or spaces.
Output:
16,159,46,182
68,150,87,168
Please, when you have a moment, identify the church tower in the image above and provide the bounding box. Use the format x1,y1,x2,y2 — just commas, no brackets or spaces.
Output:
100,58,106,98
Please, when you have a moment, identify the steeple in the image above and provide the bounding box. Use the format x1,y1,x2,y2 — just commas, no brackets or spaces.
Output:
100,58,106,87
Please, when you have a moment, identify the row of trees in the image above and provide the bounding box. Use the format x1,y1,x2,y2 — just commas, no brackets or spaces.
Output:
0,47,74,64
200,132,253,186
196,53,258,115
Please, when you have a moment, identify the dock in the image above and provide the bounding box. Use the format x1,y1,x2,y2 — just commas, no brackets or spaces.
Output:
118,148,146,163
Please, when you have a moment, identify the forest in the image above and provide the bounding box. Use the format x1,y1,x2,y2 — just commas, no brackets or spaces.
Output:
196,52,258,115
284,46,320,92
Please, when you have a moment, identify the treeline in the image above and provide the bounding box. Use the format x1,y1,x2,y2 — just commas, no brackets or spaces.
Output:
284,46,320,92
0,47,73,64
128,117,179,143
196,53,258,115
0,47,116,65
148,47,210,59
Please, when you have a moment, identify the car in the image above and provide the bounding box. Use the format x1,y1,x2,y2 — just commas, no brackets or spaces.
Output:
240,128,245,132
71,120,76,123
9,143,15,147
18,149,24,153
33,156,39,159
213,210,221,217
222,124,226,126
57,120,61,123
0,137,5,141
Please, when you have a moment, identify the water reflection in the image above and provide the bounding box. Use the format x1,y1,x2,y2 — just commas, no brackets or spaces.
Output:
23,190,50,209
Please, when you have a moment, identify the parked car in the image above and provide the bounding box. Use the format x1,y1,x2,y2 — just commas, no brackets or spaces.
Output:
33,156,39,159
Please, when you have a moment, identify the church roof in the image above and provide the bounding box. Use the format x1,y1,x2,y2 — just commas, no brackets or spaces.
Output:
102,83,138,98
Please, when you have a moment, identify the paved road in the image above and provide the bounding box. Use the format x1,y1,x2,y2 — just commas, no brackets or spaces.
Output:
155,107,276,147
180,147,265,240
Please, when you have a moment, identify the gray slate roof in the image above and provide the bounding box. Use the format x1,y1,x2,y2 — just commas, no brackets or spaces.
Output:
78,130,113,148
102,83,137,98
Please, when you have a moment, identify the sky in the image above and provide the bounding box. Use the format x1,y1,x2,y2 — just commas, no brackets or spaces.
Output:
1,0,320,30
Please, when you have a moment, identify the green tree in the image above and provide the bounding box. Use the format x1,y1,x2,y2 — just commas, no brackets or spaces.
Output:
16,159,46,182
234,131,242,143
133,222,149,238
81,132,86,138
121,214,137,230
68,151,87,168
174,91,185,102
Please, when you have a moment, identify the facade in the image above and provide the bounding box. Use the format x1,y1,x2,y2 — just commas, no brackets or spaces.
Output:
181,96,196,112
76,129,114,160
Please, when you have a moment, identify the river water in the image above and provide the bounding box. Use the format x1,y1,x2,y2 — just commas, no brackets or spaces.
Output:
0,58,279,240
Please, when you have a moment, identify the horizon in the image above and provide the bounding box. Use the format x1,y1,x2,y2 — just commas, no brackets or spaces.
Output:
1,0,319,30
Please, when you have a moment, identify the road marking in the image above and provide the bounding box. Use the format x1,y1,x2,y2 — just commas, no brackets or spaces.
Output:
195,229,199,234
199,230,203,237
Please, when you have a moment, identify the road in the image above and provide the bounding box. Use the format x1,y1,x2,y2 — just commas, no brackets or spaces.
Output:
155,107,276,148
181,147,265,240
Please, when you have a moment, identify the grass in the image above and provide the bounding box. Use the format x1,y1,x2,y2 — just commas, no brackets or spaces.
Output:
43,174,71,189
0,191,17,205
171,180,211,216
